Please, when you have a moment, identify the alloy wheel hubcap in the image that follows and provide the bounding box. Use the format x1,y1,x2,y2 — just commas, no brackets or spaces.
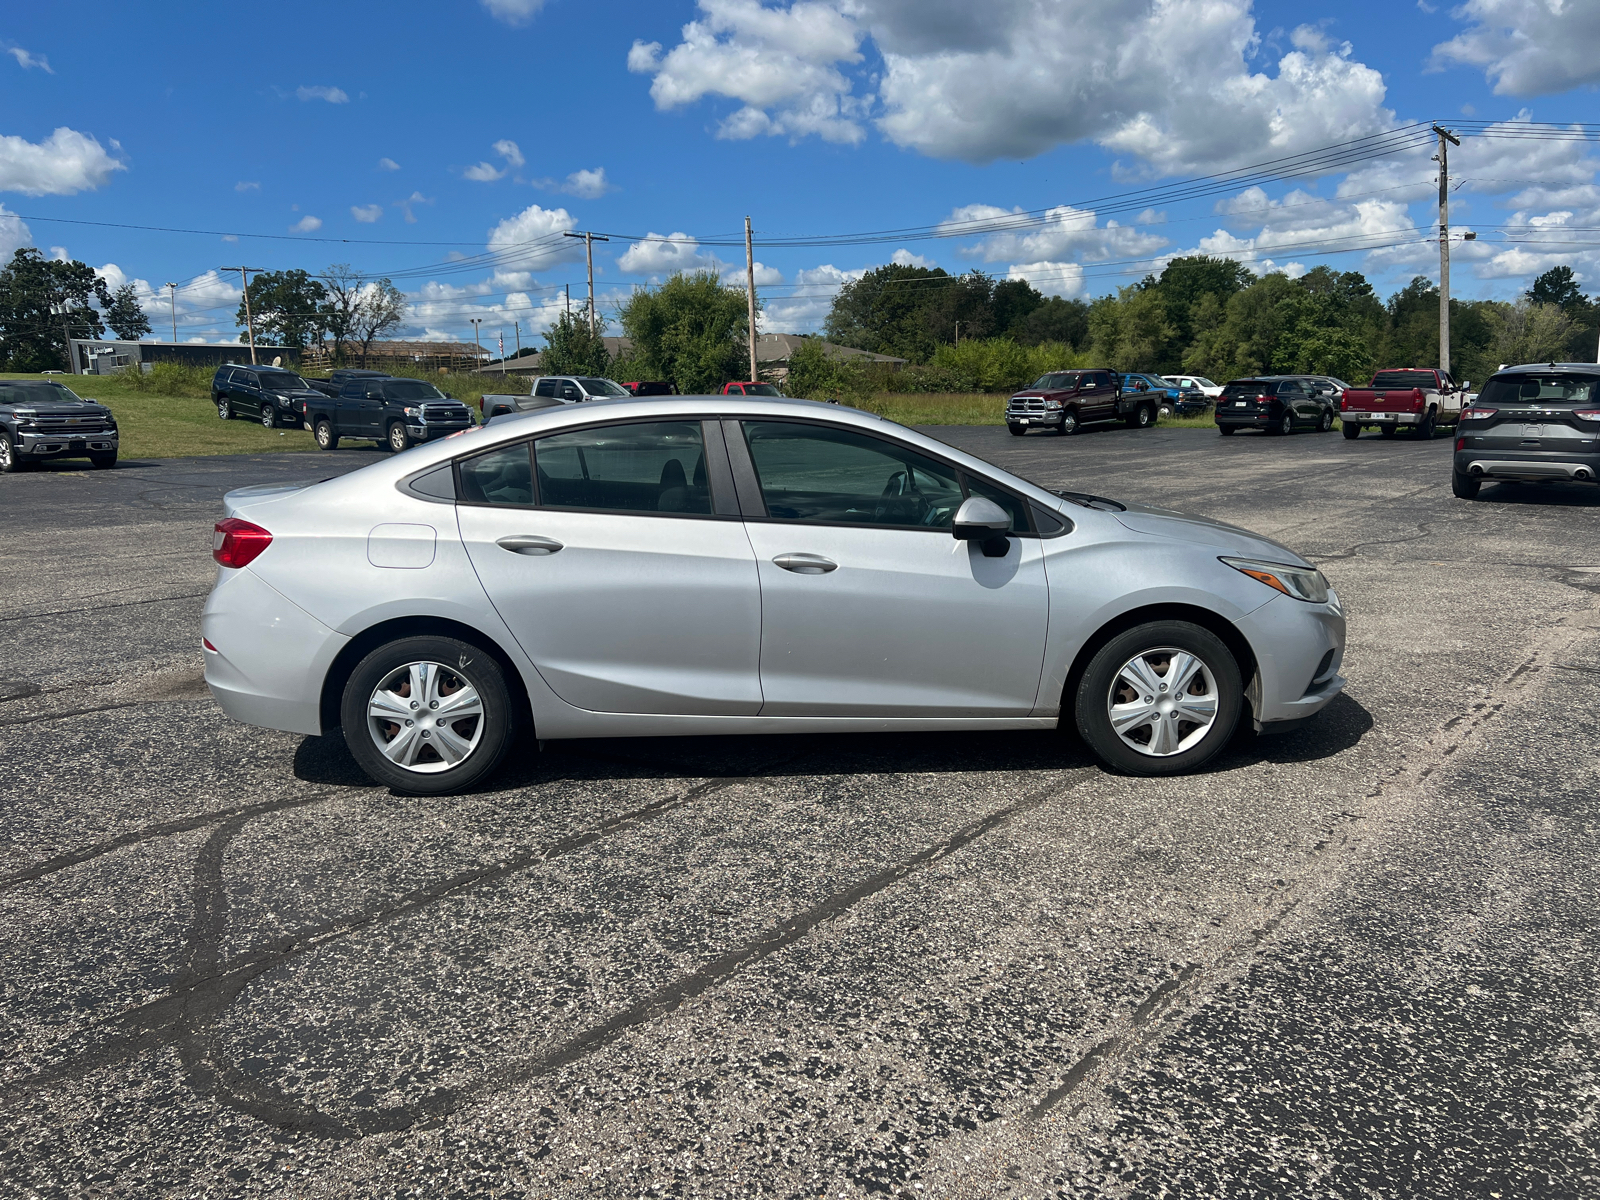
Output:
366,660,485,773
1107,647,1219,757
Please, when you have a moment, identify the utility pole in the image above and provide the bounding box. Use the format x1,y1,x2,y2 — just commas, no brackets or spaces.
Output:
514,319,521,363
1433,124,1461,375
565,284,570,315
563,230,610,338
745,216,758,382
469,317,484,370
165,282,178,343
955,320,960,346
220,266,263,363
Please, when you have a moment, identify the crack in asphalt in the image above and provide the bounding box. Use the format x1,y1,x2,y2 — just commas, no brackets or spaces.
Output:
0,590,209,623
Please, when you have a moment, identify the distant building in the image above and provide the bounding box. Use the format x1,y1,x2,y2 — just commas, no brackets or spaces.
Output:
68,339,298,374
300,340,488,372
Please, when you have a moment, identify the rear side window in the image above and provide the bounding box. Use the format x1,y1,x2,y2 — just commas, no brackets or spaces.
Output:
1477,374,1600,406
459,442,534,506
534,377,557,398
536,421,710,515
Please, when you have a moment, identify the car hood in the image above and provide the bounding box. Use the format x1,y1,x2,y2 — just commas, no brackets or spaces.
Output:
1111,501,1313,567
5,402,113,417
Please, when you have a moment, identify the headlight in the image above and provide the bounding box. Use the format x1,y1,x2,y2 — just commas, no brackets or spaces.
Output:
403,406,421,417
1044,400,1062,409
1221,556,1330,604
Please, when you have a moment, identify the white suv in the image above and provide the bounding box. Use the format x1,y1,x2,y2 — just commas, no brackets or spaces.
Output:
1163,375,1224,398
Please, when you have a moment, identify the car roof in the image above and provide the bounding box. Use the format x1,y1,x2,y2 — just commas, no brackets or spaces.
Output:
1494,362,1600,375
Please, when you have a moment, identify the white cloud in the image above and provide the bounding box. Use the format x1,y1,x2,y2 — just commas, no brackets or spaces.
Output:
7,46,53,73
486,204,581,274
1006,261,1086,299
463,161,504,182
395,191,433,223
0,127,125,196
891,248,934,268
762,262,866,331
235,180,259,192
629,1,1394,173
619,232,722,275
720,260,785,287
1432,0,1600,96
351,204,382,223
296,85,348,104
563,167,613,198
0,203,31,259
493,139,524,169
378,157,400,171
481,0,548,25
941,203,1167,265
290,215,323,233
464,139,523,182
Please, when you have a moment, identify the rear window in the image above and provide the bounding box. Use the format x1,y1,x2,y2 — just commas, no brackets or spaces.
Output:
1221,381,1274,396
1477,373,1600,406
1371,371,1438,390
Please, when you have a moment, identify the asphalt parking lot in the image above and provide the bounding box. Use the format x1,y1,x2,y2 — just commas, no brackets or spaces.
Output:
3,424,1598,1199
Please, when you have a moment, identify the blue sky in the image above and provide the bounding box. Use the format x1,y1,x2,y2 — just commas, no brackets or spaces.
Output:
2,0,1598,347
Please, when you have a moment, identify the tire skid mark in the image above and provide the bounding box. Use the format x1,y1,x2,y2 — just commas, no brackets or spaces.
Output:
1,750,816,1111
1026,636,1576,1129
0,590,209,624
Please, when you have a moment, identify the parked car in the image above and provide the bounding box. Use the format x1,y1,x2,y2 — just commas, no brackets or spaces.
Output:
0,378,118,472
1156,377,1214,417
1006,368,1155,435
1163,374,1225,399
1340,368,1467,439
622,381,679,397
202,394,1345,793
304,369,392,399
302,377,475,452
212,365,326,429
1452,363,1600,499
1215,377,1337,436
721,382,784,396
526,375,632,404
1122,372,1183,409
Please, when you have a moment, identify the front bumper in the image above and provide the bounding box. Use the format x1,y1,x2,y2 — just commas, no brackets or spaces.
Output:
1234,589,1347,729
1453,447,1600,482
1343,411,1422,425
1006,410,1063,426
17,429,119,456
407,422,473,440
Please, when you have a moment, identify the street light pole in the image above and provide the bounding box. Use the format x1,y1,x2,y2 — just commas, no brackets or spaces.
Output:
563,230,610,338
469,317,484,371
165,282,177,343
745,216,758,382
220,266,263,363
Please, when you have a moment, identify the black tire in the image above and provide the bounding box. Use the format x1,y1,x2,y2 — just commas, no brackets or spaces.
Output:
340,635,516,795
1059,409,1079,436
1073,621,1243,776
1126,403,1153,429
1007,424,1026,436
1218,425,1236,436
89,453,117,470
1380,424,1397,438
1272,411,1294,436
260,405,275,428
1416,413,1435,439
0,432,20,473
314,418,339,451
1452,467,1481,499
216,397,232,420
1319,407,1334,432
1342,422,1360,440
387,421,412,453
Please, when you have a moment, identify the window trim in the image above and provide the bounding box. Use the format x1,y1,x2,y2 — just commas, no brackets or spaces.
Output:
727,415,1040,537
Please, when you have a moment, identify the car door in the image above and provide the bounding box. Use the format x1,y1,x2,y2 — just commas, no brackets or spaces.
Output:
730,418,1049,717
232,370,260,416
455,418,763,715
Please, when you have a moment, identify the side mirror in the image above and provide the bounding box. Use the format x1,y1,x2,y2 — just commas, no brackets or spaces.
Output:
1461,380,1471,392
953,496,1012,558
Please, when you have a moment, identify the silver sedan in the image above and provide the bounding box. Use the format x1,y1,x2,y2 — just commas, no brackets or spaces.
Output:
202,396,1345,792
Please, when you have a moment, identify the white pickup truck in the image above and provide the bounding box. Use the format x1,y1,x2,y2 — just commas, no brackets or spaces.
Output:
1340,368,1470,439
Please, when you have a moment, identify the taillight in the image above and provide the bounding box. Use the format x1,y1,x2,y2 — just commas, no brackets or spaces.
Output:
1573,409,1600,422
1455,437,1465,451
1410,388,1425,412
213,518,272,568
1460,408,1498,421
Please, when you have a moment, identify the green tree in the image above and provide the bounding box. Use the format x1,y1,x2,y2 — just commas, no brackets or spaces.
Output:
991,277,1043,336
1013,296,1089,347
1152,255,1254,353
318,264,365,364
541,309,611,376
826,263,951,363
1489,300,1577,368
618,271,752,394
1527,265,1586,310
353,278,406,367
236,269,326,349
1380,277,1440,371
0,247,110,371
783,337,873,404
1088,285,1174,370
104,283,152,341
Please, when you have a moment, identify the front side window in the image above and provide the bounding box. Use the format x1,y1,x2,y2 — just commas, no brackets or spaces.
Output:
742,421,966,528
536,421,710,515
459,442,534,506
382,380,447,402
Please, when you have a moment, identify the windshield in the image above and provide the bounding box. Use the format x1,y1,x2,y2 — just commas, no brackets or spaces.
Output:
577,377,630,397
1370,370,1438,390
0,380,85,405
1032,372,1080,390
382,380,447,401
743,383,782,396
1478,373,1600,406
258,371,309,391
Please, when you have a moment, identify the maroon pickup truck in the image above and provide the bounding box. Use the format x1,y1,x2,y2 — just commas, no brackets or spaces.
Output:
1341,368,1470,440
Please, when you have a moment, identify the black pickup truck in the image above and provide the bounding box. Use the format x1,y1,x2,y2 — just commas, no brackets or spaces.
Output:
303,376,474,452
304,368,390,399
0,378,119,472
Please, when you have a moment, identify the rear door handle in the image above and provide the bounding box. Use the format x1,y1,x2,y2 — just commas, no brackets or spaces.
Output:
497,534,563,556
772,552,837,574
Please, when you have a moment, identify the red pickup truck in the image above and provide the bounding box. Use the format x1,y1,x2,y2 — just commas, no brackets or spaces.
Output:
1341,368,1470,440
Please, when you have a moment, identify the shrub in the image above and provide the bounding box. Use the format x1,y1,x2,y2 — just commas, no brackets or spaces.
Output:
116,362,213,397
782,338,875,404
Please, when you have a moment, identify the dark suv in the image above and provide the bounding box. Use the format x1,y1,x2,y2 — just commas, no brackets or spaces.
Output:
1214,376,1337,436
303,377,474,452
1006,369,1148,435
1452,363,1600,499
212,365,325,429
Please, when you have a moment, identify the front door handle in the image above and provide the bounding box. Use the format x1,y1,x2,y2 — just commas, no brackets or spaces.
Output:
773,552,837,574
497,534,563,556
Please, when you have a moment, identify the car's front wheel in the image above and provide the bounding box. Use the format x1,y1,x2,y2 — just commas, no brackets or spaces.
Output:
1007,424,1026,436
89,452,117,470
1074,621,1243,776
1059,409,1079,436
387,421,412,453
341,635,516,794
260,405,275,428
314,418,339,451
0,432,22,473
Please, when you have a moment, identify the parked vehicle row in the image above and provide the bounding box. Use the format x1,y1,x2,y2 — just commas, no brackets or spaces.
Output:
212,365,474,451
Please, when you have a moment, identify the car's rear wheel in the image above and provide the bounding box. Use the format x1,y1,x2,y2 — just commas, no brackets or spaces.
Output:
1274,412,1294,436
1416,413,1436,439
315,418,338,451
1319,408,1334,432
341,635,515,794
1342,422,1360,439
1218,425,1236,436
216,397,232,420
387,421,412,453
1059,409,1079,436
1075,621,1242,776
1451,467,1481,500
1127,403,1153,429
